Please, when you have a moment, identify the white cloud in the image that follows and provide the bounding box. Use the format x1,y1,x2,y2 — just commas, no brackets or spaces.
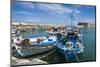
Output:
14,11,32,15
12,10,36,17
19,2,35,9
74,9,81,14
18,2,81,15
13,2,82,24
36,3,73,15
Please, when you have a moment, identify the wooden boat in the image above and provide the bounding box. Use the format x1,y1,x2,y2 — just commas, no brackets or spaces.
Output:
13,37,56,57
55,28,84,60
14,44,56,57
57,41,84,60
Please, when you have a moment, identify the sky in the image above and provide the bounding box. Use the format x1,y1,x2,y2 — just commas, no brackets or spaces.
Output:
12,0,96,25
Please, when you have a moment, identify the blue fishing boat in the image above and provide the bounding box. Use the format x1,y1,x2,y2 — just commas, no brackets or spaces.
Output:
55,28,84,61
54,10,84,61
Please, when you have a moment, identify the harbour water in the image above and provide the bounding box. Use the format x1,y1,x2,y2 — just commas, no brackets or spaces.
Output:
19,28,96,63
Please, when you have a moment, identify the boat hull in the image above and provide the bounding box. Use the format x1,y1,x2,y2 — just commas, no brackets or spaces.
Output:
58,47,84,60
15,45,56,57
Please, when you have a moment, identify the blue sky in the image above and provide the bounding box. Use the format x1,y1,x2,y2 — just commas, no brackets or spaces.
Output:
12,0,96,25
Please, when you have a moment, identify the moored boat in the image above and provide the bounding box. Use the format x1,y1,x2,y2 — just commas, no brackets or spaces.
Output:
13,36,56,57
57,41,84,60
55,29,84,60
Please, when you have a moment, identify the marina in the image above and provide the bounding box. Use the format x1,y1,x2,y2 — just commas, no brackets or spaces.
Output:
11,27,96,66
11,1,96,66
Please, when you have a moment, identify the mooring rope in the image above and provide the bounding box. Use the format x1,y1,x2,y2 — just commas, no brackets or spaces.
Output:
55,38,79,62
72,36,80,62
64,50,68,60
72,47,79,62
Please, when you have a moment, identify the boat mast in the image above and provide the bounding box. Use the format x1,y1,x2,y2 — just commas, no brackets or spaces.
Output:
70,12,73,28
70,10,74,28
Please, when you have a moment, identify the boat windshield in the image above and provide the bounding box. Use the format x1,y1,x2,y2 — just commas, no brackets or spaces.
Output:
48,32,57,37
67,32,78,42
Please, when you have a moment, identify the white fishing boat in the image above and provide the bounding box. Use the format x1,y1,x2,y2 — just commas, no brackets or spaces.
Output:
12,28,21,37
13,36,56,57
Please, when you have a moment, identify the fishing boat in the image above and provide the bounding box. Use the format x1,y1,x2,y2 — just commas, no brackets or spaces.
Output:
12,28,21,37
56,28,84,61
55,10,84,61
13,36,57,57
